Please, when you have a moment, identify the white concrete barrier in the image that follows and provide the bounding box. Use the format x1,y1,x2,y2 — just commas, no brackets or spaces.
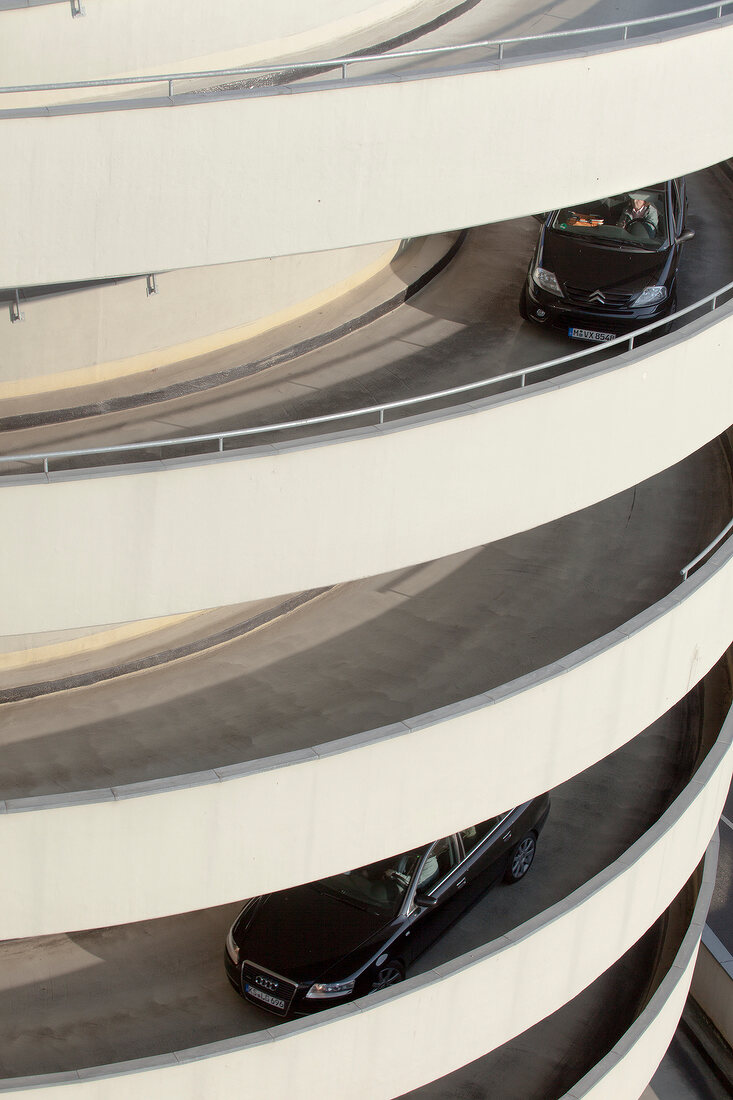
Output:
0,0,441,85
2,305,733,636
0,731,726,1098
560,835,718,1100
1,525,732,938
1,20,733,285
0,241,396,396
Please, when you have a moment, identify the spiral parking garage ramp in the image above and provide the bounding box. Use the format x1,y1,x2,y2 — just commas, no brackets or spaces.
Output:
2,1,733,1097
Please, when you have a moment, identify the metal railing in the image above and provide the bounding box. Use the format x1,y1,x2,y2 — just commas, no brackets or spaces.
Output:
4,277,733,479
0,2,731,106
681,517,733,579
0,0,68,10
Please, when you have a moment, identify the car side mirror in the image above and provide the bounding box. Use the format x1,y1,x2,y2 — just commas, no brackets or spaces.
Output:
676,229,695,244
414,892,439,909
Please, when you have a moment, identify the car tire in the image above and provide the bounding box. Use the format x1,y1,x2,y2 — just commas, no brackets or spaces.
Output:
519,283,530,321
370,959,405,992
505,833,537,883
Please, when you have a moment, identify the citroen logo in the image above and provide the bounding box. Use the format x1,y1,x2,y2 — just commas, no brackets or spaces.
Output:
589,290,606,304
256,975,277,992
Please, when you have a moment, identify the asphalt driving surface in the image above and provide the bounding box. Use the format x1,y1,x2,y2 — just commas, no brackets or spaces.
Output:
2,165,732,465
0,665,725,1081
0,434,729,800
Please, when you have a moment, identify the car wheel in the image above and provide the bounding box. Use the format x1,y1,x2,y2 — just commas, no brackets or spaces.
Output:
370,959,404,991
505,833,536,883
519,283,530,321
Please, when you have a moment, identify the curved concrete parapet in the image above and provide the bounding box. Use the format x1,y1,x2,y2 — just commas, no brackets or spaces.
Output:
560,838,718,1099
0,730,726,1097
0,0,447,85
1,526,732,938
3,304,733,636
0,240,399,397
1,21,733,285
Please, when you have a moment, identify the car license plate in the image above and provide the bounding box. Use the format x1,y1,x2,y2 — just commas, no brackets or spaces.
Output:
245,983,286,1011
568,327,615,343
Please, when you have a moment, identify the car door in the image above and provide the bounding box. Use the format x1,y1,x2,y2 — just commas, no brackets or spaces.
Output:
462,810,520,888
401,835,465,963
458,812,512,899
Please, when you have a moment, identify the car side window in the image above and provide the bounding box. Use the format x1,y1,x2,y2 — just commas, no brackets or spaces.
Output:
460,815,505,855
416,836,459,892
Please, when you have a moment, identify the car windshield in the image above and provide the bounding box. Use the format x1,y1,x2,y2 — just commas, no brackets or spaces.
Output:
316,848,424,917
551,188,668,251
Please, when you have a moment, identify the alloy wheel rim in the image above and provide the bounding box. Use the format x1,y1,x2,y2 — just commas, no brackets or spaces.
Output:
512,838,535,877
373,965,402,989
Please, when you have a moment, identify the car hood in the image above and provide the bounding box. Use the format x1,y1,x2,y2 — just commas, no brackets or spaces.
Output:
542,229,669,294
235,884,391,984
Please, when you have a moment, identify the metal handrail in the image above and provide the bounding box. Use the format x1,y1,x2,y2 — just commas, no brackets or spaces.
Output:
5,276,733,477
0,2,731,97
0,0,67,9
681,517,733,579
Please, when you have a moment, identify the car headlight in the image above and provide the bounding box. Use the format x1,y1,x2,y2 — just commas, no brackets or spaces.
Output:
305,979,356,1000
226,927,240,965
532,266,563,296
633,285,667,307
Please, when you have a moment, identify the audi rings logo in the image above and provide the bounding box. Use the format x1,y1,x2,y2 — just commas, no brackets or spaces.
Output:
255,975,278,992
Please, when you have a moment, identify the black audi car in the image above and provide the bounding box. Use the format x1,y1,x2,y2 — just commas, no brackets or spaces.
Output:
520,178,694,341
225,795,550,1016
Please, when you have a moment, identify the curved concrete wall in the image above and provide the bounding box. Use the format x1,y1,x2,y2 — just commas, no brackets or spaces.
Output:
0,241,396,396
0,0,439,85
2,531,732,938
0,737,726,1098
561,839,716,1100
3,305,733,636
2,22,733,285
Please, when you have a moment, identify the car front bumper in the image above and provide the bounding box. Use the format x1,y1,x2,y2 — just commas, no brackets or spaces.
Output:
525,280,671,338
225,952,355,1017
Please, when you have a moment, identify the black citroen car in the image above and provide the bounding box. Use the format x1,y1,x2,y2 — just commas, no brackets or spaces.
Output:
225,795,550,1016
520,178,694,341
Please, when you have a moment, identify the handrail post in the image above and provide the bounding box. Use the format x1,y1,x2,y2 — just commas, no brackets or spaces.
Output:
168,78,173,100
497,43,504,63
10,290,24,324
623,24,629,39
11,268,733,479
341,64,347,80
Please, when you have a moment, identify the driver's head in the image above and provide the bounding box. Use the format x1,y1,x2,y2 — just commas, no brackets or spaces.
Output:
632,198,647,211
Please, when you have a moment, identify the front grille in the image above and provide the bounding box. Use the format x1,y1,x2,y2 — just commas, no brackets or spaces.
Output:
242,962,298,1015
564,285,634,308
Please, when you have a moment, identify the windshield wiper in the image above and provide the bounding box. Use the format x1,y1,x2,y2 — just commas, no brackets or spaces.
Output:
590,237,628,249
313,883,372,913
556,231,600,243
